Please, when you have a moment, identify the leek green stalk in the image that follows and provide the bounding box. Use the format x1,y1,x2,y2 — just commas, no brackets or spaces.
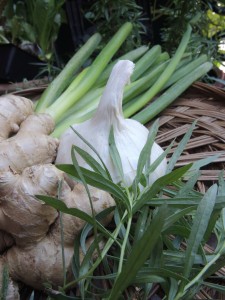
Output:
132,62,213,124
35,33,102,112
123,24,192,118
45,22,132,122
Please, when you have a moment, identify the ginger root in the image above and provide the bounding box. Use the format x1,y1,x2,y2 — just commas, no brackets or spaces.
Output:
0,95,115,297
0,112,59,173
0,164,114,292
0,95,33,142
0,231,13,254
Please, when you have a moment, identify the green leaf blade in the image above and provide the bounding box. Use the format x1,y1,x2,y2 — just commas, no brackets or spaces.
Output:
108,205,167,299
183,184,218,279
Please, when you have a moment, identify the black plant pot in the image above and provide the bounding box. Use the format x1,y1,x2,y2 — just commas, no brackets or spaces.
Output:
0,44,45,83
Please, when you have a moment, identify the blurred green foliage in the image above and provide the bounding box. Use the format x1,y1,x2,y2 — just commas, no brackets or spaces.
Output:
82,0,148,55
151,0,225,65
0,0,66,63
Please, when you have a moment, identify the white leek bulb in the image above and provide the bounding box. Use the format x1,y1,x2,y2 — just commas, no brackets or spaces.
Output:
56,60,167,186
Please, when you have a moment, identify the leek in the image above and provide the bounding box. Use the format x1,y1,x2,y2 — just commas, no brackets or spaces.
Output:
35,32,102,112
132,62,213,124
45,22,132,122
123,24,192,118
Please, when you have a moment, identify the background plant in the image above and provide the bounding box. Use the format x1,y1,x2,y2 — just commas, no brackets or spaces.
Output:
151,0,225,67
82,0,148,56
0,0,66,73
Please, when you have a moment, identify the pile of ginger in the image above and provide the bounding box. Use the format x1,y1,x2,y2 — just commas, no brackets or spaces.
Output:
0,95,114,299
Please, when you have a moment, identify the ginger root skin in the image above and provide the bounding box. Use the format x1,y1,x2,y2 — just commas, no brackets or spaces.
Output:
0,231,14,254
52,178,115,246
0,164,115,291
5,237,74,290
0,95,33,142
0,164,61,247
0,113,59,173
0,94,58,173
3,235,104,291
0,94,115,295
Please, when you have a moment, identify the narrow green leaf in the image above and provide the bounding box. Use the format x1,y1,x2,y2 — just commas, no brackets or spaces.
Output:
145,139,174,178
80,206,116,252
46,290,90,299
147,195,225,209
149,237,164,268
71,145,109,179
109,127,124,183
133,206,150,242
177,172,201,197
79,235,105,298
164,250,217,267
108,205,167,299
167,121,196,173
72,235,81,279
133,164,192,213
134,119,159,186
136,268,188,284
168,278,179,300
183,184,218,279
163,225,191,238
56,164,127,202
1,265,9,300
132,275,165,284
71,145,103,264
57,180,67,286
218,172,225,231
163,206,196,231
35,195,113,238
203,209,221,245
186,154,221,178
114,208,129,242
218,171,225,196
203,281,225,294
70,126,111,179
201,253,225,281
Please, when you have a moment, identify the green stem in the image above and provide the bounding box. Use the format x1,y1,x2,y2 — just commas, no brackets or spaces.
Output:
123,60,170,105
130,62,212,124
35,33,101,112
150,51,170,68
57,86,102,123
163,54,208,89
117,214,132,275
58,180,66,286
52,109,95,138
61,67,89,96
131,45,161,81
123,24,192,117
95,45,149,87
45,22,132,122
63,211,128,291
174,243,225,300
